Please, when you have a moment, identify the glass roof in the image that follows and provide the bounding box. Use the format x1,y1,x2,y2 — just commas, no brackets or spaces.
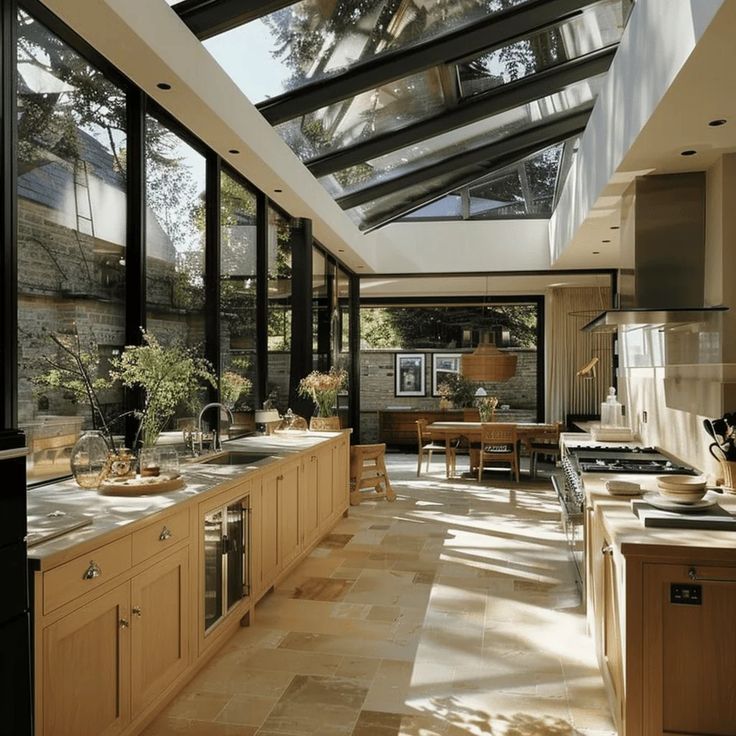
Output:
319,74,603,199
203,0,531,103
175,0,631,230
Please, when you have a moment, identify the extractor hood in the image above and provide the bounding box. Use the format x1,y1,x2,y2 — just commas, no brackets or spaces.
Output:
582,172,728,332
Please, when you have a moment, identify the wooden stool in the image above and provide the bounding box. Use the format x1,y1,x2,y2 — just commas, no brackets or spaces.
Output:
349,444,396,505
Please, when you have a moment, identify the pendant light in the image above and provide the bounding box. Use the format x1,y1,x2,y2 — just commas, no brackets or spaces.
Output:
462,276,517,382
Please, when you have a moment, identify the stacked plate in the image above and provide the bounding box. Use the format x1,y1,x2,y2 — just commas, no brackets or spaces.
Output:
656,474,708,503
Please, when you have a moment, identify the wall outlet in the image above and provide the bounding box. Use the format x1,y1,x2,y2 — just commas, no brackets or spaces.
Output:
642,410,648,424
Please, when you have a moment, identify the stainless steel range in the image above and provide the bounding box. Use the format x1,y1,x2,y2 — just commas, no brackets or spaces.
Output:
555,444,697,593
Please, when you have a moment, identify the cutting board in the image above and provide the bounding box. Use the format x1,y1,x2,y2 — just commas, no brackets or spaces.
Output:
632,499,736,530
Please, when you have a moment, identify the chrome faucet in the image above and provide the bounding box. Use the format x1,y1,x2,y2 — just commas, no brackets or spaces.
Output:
197,403,234,454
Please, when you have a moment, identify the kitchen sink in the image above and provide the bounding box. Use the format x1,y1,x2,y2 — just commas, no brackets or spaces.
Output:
199,451,271,466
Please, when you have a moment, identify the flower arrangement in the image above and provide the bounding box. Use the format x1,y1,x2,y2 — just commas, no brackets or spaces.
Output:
476,395,499,423
298,367,347,417
221,370,253,410
110,331,216,448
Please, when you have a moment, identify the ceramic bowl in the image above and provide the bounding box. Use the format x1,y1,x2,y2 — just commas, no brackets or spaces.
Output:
656,485,708,504
656,474,707,491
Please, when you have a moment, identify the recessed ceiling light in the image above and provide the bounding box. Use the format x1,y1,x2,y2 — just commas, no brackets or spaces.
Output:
228,148,240,154
156,82,172,90
681,149,697,156
610,226,619,230
273,188,282,193
592,251,600,255
708,119,727,127
338,249,345,252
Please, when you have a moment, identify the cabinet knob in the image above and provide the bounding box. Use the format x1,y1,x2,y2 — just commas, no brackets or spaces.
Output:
601,544,613,556
119,618,129,629
82,561,101,580
277,474,284,481
132,606,142,617
159,526,173,541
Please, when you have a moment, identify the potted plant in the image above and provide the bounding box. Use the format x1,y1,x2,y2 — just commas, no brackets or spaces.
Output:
298,367,347,431
436,374,480,409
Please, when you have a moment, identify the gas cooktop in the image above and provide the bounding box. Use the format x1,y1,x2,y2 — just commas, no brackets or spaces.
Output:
570,446,698,476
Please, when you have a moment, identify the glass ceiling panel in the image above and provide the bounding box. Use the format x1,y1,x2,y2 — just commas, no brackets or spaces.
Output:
321,74,603,199
361,141,565,228
203,0,531,103
458,0,625,98
275,68,446,160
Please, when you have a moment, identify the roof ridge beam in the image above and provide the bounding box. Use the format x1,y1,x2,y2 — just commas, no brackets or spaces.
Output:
257,0,602,125
307,46,615,178
335,106,592,210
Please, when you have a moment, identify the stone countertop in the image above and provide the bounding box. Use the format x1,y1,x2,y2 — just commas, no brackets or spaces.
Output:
582,472,736,557
27,431,344,567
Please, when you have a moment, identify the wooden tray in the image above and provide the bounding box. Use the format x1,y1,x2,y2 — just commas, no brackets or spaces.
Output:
98,474,185,496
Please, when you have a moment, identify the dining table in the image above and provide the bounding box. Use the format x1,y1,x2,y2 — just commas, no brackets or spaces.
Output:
426,421,554,478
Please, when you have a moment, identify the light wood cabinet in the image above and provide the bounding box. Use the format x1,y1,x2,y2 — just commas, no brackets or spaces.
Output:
279,463,301,568
302,453,320,547
642,563,736,736
130,548,189,713
588,509,736,736
42,584,131,736
33,434,351,736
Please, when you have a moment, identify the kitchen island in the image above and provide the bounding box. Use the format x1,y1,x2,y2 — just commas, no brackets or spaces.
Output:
27,430,350,736
583,471,736,736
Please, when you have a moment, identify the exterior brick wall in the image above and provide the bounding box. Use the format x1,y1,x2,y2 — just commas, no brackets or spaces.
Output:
358,349,538,443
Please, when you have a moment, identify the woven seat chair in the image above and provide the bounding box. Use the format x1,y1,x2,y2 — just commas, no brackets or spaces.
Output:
478,423,519,482
416,419,455,477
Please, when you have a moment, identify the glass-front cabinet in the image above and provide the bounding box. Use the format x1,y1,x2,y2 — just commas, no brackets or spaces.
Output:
203,493,251,634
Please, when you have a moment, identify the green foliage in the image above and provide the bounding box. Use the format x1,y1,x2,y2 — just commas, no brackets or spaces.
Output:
436,374,480,408
298,368,347,417
360,309,398,348
110,331,216,448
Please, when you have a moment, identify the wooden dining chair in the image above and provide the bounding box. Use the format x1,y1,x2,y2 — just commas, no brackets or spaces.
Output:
528,423,562,479
478,423,519,482
416,419,455,477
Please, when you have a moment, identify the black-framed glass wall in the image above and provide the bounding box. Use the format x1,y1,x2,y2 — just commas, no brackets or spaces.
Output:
4,0,358,485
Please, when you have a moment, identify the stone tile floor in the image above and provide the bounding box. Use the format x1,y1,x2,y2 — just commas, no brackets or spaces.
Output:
142,455,616,736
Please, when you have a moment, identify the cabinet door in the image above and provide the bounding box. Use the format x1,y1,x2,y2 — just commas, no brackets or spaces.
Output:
302,454,320,547
317,445,335,530
643,563,736,736
259,472,280,590
602,542,623,722
130,548,190,714
279,463,301,568
332,438,349,515
42,585,130,736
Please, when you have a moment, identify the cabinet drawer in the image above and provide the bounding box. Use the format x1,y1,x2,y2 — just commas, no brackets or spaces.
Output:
131,507,190,566
43,536,132,614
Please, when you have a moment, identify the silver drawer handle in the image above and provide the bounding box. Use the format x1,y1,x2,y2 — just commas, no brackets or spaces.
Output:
601,545,613,556
159,526,173,541
119,618,129,629
689,567,736,584
83,561,101,580
132,606,142,617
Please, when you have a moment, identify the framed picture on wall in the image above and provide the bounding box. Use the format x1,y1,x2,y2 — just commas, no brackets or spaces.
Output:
395,354,426,397
432,353,461,396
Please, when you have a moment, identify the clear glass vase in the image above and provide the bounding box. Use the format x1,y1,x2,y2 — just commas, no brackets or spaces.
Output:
70,430,109,489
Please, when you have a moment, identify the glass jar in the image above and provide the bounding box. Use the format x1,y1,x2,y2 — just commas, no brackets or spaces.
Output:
105,447,136,480
138,448,161,477
70,430,109,489
158,447,180,478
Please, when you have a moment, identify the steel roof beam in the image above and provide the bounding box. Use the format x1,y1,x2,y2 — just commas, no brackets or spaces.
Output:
174,0,294,40
307,46,615,178
257,0,601,124
335,107,592,210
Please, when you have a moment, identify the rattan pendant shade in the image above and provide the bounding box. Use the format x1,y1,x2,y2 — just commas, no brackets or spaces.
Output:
462,341,517,382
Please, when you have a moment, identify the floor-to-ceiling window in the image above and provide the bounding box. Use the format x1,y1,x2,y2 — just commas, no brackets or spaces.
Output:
266,206,294,413
16,9,127,483
220,170,258,413
144,114,207,430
